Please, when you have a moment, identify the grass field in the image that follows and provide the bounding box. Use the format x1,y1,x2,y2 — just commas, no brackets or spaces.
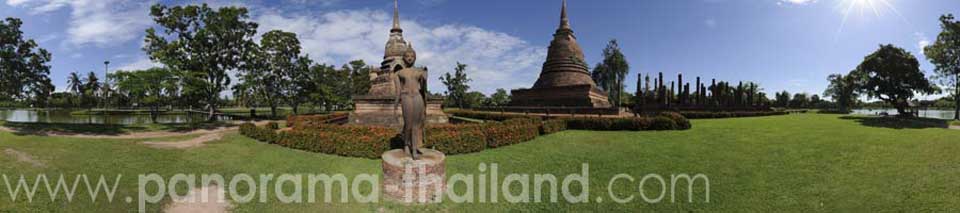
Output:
0,114,958,212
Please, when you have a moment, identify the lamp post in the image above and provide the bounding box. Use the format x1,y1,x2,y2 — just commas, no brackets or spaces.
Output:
104,61,110,123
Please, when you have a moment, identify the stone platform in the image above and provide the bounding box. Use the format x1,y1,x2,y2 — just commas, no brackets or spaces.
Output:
510,84,611,107
349,95,448,127
382,149,446,203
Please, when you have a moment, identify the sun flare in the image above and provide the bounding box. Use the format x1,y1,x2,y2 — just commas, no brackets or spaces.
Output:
835,0,905,39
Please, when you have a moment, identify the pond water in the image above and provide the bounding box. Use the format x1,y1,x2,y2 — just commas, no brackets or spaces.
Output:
851,109,957,120
0,109,232,125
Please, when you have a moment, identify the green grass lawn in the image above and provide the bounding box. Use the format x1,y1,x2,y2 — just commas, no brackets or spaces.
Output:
1,114,958,212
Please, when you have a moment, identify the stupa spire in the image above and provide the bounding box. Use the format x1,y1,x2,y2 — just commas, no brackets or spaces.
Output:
559,0,571,31
392,0,402,32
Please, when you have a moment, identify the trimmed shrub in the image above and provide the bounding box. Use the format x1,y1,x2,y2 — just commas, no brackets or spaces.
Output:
541,119,567,134
562,117,657,131
277,125,397,159
447,110,540,121
266,122,280,130
239,123,256,136
239,123,281,144
650,116,678,130
680,111,787,119
241,110,694,159
658,112,691,130
483,118,541,148
286,113,348,129
425,124,487,154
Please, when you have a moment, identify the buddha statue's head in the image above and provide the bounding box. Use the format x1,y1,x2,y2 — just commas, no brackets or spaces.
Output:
402,45,417,68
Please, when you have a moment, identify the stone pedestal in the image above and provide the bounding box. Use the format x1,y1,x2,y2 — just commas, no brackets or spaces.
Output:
382,149,446,203
350,95,448,127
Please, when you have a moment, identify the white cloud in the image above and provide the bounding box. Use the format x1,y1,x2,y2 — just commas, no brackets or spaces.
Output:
6,0,152,47
255,9,546,94
915,32,931,50
116,57,162,71
778,0,816,6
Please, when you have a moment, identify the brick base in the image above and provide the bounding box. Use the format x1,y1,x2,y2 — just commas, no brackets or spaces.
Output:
382,149,446,203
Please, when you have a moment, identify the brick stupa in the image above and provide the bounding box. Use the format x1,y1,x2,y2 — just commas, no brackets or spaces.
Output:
510,0,611,107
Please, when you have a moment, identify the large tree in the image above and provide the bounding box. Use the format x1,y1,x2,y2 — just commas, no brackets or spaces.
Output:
924,14,960,120
113,68,177,123
238,30,305,117
440,62,471,109
824,73,860,112
855,44,939,116
307,64,341,111
774,91,791,108
144,4,258,121
592,39,630,107
488,88,511,106
0,17,53,104
347,60,371,96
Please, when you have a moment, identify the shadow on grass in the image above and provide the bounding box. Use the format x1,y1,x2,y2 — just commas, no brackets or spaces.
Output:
2,122,235,136
839,116,949,129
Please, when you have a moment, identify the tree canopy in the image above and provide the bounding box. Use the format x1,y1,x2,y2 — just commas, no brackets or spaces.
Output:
855,44,939,115
923,14,960,120
0,17,54,105
440,62,471,108
144,4,258,121
824,73,860,112
592,39,629,107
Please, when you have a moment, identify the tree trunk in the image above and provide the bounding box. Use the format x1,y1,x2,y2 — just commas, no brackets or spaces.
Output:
292,104,299,115
955,75,959,120
270,105,278,118
207,105,217,122
150,105,159,124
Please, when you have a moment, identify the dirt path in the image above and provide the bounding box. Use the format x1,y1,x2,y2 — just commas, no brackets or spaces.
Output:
163,185,232,213
3,148,46,168
143,132,224,149
950,125,960,130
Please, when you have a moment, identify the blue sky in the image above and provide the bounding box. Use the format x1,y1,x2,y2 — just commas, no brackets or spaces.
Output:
2,0,958,99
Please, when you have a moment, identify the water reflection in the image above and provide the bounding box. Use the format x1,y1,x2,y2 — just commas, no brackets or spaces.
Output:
850,109,956,120
0,109,232,125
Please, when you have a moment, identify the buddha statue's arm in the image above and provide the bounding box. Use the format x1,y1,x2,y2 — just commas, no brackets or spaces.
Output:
393,72,401,112
420,68,428,100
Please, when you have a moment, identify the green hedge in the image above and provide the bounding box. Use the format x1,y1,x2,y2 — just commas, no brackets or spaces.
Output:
242,112,691,159
425,124,487,155
446,110,540,121
276,124,397,159
239,123,282,144
483,118,541,148
541,119,567,134
286,113,348,129
680,111,787,119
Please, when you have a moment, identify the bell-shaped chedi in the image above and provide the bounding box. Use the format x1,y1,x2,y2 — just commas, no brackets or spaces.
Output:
511,0,611,107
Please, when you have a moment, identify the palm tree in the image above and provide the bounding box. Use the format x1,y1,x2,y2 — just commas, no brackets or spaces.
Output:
67,72,84,107
67,72,83,94
83,72,101,110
